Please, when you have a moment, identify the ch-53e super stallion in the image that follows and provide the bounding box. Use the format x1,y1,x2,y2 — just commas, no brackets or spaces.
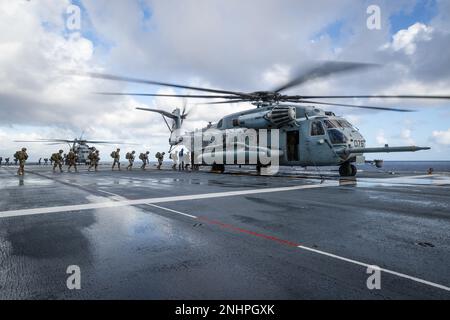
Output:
83,61,450,176
15,133,129,164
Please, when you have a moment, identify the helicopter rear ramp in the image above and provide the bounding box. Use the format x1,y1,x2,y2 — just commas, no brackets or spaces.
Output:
0,164,449,299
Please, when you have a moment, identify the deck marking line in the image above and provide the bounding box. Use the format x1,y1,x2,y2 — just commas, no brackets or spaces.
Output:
0,182,334,218
297,245,450,292
198,216,300,247
146,203,198,219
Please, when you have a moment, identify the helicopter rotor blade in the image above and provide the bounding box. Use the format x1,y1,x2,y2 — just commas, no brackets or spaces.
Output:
94,92,241,99
289,100,414,112
78,72,249,97
197,99,251,105
291,94,450,100
136,107,176,118
274,61,378,93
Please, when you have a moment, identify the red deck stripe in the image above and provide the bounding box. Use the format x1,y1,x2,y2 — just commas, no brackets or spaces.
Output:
198,216,300,247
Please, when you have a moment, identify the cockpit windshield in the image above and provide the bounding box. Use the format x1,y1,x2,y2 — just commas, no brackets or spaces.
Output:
324,119,354,129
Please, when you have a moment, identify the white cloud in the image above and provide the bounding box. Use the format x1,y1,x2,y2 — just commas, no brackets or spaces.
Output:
382,23,433,55
376,130,388,145
432,129,450,145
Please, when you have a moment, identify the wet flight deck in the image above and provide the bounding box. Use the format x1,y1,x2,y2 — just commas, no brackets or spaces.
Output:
0,164,449,299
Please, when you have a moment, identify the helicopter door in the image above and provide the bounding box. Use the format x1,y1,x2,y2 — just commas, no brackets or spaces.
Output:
286,130,299,161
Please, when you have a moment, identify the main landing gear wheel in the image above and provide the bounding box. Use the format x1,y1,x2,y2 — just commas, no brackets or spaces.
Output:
211,163,225,173
339,163,357,177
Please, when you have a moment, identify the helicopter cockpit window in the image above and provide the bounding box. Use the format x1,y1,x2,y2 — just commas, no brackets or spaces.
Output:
337,120,353,128
217,119,223,128
328,129,348,144
311,121,325,136
324,120,337,129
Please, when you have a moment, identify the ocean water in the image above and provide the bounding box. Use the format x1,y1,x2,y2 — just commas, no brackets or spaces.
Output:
360,161,450,173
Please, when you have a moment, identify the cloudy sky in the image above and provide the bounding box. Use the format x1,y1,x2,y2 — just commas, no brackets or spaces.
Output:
1,0,450,161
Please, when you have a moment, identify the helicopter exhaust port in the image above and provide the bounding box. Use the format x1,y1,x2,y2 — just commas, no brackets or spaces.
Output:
267,106,296,127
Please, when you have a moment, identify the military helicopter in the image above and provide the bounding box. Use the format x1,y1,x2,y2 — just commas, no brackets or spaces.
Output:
15,133,128,164
83,61,450,176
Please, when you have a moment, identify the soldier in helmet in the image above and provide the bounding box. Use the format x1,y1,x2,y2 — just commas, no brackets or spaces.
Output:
14,147,28,175
156,151,165,170
126,150,136,171
0,157,3,166
67,148,78,172
111,148,121,171
51,149,64,173
88,150,100,172
139,151,150,170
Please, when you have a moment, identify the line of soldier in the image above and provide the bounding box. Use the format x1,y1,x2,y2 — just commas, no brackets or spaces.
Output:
6,147,169,175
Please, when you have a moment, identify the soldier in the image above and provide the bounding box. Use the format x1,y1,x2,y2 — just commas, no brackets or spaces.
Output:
156,151,165,170
67,149,78,172
38,158,42,166
139,151,150,170
88,150,100,172
178,148,185,171
14,147,28,176
171,151,178,170
126,150,136,171
111,148,121,171
0,157,2,166
51,150,64,173
44,158,48,165
63,153,68,165
5,157,10,166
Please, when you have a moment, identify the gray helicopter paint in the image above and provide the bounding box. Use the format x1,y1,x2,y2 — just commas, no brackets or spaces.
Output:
140,103,429,172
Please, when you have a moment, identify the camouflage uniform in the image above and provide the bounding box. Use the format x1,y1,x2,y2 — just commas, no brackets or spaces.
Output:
88,150,100,172
15,148,28,175
140,151,150,170
126,151,136,171
51,150,64,173
111,148,121,171
156,152,165,170
67,149,78,172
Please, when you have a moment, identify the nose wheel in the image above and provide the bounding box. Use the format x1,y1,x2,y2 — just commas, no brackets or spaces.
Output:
339,163,357,177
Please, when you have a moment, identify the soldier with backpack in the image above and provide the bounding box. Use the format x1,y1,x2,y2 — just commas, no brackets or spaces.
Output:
14,147,28,176
155,152,165,170
88,149,100,172
51,150,64,173
111,148,121,171
126,150,136,171
139,151,150,170
67,149,78,172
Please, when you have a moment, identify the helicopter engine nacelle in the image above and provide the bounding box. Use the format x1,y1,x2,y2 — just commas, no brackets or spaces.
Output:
235,106,296,129
266,106,296,127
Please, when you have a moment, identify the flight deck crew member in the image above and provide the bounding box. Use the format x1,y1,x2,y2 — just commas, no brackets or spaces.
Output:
67,149,78,172
156,152,165,170
111,148,121,171
88,150,100,172
126,150,136,170
14,147,28,176
51,150,64,173
140,151,150,170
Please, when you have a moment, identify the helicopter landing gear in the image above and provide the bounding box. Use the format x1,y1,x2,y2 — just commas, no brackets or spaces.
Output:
339,163,357,177
211,163,225,173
